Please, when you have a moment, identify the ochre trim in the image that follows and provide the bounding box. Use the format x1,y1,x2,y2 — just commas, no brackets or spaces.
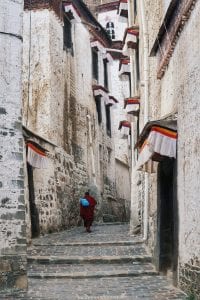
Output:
27,143,46,156
151,126,177,139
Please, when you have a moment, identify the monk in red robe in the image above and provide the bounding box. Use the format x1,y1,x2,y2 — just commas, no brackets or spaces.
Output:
80,192,97,233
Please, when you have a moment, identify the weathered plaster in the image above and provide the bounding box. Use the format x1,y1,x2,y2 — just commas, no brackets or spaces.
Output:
0,0,27,290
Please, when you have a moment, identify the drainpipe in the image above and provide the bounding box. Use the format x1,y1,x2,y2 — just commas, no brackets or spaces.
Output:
87,115,96,185
139,0,149,241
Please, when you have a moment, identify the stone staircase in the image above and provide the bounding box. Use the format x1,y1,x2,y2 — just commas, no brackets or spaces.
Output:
23,224,186,299
27,242,155,280
27,223,154,280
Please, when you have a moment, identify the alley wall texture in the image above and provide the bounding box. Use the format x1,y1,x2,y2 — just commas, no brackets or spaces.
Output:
97,5,131,221
22,3,131,238
0,0,27,290
136,0,200,297
161,2,200,295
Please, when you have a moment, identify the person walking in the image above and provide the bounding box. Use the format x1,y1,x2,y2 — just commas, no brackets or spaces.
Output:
80,191,97,233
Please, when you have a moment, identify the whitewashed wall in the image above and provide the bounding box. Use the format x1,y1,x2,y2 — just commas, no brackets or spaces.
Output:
23,10,51,140
159,3,200,293
22,6,131,234
98,8,131,219
161,1,200,261
138,0,200,295
0,0,27,290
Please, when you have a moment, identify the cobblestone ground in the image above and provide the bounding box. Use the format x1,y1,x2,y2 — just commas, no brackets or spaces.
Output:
0,224,187,300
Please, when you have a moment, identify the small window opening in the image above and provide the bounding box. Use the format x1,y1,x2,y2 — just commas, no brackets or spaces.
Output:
92,49,99,81
95,96,102,124
106,22,115,40
136,44,140,89
103,59,108,89
134,0,137,21
128,73,131,97
64,16,73,51
105,104,111,137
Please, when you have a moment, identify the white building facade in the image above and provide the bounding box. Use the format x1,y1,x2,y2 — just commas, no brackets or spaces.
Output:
126,0,200,297
0,0,28,291
22,0,132,239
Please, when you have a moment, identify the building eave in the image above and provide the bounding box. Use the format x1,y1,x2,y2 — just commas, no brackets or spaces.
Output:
150,0,178,56
135,115,177,149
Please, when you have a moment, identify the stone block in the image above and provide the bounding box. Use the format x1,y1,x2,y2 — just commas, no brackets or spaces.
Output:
14,275,28,290
0,261,11,272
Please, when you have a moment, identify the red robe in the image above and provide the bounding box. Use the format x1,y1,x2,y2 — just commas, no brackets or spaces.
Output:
80,195,96,227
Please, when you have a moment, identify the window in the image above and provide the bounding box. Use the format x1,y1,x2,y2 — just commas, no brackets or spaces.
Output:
105,104,111,137
92,49,99,81
128,73,131,97
95,96,102,124
134,0,137,21
136,43,140,89
106,22,115,40
64,16,73,51
103,59,108,89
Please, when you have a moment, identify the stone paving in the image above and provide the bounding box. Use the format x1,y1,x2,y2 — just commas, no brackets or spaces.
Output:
0,224,187,300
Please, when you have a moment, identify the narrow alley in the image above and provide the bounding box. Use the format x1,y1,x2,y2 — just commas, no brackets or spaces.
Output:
1,0,200,298
1,224,186,299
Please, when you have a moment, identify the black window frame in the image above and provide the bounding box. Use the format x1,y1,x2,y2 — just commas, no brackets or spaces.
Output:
95,96,102,124
103,58,109,90
63,16,73,53
134,0,137,21
128,73,131,97
92,48,99,81
106,22,116,40
135,44,140,89
105,104,111,137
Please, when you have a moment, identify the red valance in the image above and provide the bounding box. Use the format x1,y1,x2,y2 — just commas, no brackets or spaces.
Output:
109,95,119,103
27,142,48,169
118,120,131,130
118,0,128,19
124,97,140,108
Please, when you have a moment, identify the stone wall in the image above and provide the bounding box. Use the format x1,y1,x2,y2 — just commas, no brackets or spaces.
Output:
133,0,162,240
173,2,200,296
22,5,131,237
23,9,91,235
0,0,27,291
138,0,200,297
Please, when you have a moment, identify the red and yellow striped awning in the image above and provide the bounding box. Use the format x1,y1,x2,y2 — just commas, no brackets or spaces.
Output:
135,124,177,172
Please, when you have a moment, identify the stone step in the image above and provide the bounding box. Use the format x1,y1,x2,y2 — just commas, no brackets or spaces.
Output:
27,255,152,265
28,244,148,258
32,240,143,247
28,262,158,279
